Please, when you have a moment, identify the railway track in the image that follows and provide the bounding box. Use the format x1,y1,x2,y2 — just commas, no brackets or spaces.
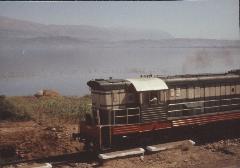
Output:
1,120,240,167
1,151,98,167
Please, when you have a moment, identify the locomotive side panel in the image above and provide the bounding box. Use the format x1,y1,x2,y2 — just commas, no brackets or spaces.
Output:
167,80,240,120
237,84,240,94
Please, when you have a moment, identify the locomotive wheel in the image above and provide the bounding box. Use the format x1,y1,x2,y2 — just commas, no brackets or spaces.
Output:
83,138,96,151
83,141,91,151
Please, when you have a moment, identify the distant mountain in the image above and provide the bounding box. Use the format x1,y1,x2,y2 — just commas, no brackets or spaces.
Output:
115,38,240,48
0,16,173,42
1,16,240,48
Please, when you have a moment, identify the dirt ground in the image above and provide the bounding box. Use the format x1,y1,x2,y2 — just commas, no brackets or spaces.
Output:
1,120,240,168
100,142,240,168
0,121,81,162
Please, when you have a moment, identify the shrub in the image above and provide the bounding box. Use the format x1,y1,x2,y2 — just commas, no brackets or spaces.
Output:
0,95,91,123
0,96,31,121
0,96,15,120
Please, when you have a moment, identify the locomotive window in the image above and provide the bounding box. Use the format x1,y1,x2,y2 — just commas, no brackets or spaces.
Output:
113,108,140,124
128,116,139,124
115,117,127,124
150,91,158,105
128,108,139,115
128,94,134,103
115,109,127,116
99,110,109,125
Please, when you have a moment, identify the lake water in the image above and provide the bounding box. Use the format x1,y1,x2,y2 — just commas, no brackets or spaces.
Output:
0,46,239,96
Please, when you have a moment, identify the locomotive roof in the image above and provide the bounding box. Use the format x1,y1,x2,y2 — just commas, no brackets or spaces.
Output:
127,78,168,91
87,70,240,91
164,74,239,86
87,79,130,91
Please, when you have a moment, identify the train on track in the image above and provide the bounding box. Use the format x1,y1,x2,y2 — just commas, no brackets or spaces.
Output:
76,69,240,151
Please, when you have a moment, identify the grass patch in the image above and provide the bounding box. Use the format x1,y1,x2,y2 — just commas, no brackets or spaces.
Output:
0,95,31,121
0,95,91,124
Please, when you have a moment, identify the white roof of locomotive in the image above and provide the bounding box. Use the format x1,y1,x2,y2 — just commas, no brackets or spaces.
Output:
127,78,168,92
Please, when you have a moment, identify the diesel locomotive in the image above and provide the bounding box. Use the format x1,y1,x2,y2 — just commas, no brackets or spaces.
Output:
77,69,240,151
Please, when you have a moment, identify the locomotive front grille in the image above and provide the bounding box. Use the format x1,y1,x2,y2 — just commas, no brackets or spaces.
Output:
141,105,167,123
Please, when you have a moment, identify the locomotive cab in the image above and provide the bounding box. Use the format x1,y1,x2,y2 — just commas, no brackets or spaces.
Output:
79,78,169,150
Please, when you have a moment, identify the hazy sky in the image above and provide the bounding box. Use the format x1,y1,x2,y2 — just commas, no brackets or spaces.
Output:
0,0,238,40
